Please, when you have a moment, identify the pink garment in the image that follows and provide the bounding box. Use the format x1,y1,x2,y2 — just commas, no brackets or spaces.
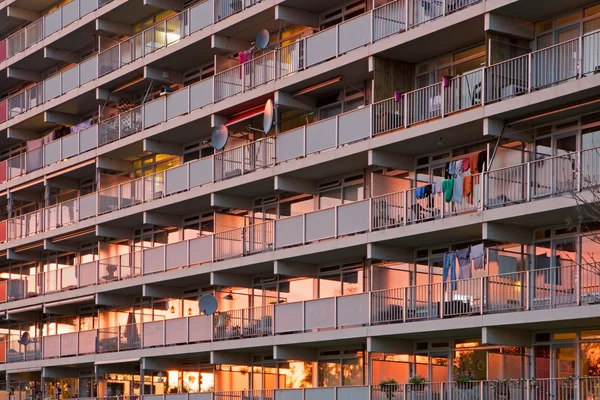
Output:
237,49,253,79
461,157,470,172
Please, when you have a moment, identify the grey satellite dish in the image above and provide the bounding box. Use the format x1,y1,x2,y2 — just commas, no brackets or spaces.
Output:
199,294,218,315
19,332,30,346
211,125,229,150
255,29,270,51
263,99,274,134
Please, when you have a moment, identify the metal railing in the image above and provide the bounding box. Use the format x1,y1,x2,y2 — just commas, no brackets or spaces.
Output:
2,3,597,191
5,138,274,242
5,0,114,60
2,263,600,367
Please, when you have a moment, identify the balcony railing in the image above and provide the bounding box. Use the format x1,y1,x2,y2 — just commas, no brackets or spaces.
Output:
1,20,596,191
2,136,275,241
0,0,487,125
3,0,114,62
1,262,598,363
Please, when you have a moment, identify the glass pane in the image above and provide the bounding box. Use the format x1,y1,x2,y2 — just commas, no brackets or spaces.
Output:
555,346,576,378
581,342,600,376
342,358,363,386
343,185,363,203
318,361,340,387
319,274,341,298
535,346,551,378
342,270,363,295
319,189,342,209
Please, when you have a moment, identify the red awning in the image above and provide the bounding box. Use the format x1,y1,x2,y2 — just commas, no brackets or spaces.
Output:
225,105,265,126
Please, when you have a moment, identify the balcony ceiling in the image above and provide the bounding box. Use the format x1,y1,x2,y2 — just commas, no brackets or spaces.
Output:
379,14,485,63
0,10,28,39
217,7,279,43
496,0,595,21
102,0,166,25
11,0,57,11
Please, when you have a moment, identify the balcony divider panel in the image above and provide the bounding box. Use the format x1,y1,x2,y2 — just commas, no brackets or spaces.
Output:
78,330,97,354
62,0,80,30
338,13,371,54
44,75,62,101
143,321,164,347
274,389,303,400
337,200,370,235
274,215,303,248
305,118,336,155
42,335,60,358
62,133,79,158
79,57,98,85
144,98,166,128
305,208,335,242
166,89,190,120
305,387,335,400
45,140,61,166
165,241,188,270
189,157,213,187
79,125,98,153
338,106,370,145
190,0,214,33
165,318,188,344
165,164,188,195
190,79,213,110
336,292,369,326
188,315,212,342
305,28,337,67
304,297,335,330
62,66,80,94
188,236,212,265
143,246,166,274
44,10,62,38
80,0,97,17
275,127,303,162
60,332,78,356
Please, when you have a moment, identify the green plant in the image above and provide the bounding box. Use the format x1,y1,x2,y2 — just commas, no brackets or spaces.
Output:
408,375,427,385
454,370,475,383
379,378,399,400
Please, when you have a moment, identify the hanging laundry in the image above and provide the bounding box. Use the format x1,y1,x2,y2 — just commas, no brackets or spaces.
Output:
470,153,479,174
445,162,451,179
432,182,443,194
70,119,92,134
470,243,485,270
477,150,487,172
448,161,455,177
454,159,463,177
453,176,463,204
463,175,473,198
237,49,253,78
424,184,432,197
461,157,470,172
442,179,454,203
443,251,457,290
415,186,426,199
456,247,471,279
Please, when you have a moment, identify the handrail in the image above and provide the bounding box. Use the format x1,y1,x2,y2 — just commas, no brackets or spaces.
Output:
4,0,114,60
0,3,594,188
1,263,597,366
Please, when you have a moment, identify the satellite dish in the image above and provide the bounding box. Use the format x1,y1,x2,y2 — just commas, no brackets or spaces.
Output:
19,332,30,346
263,99,274,134
255,29,270,51
211,125,229,150
199,294,218,315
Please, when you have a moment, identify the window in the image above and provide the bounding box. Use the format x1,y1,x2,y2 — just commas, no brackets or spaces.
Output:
416,44,486,88
319,0,366,29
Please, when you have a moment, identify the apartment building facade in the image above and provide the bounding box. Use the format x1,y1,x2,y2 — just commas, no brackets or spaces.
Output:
0,0,597,399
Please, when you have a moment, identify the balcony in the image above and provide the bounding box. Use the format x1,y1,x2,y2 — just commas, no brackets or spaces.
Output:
0,260,598,363
1,21,598,193
0,0,489,123
3,0,114,62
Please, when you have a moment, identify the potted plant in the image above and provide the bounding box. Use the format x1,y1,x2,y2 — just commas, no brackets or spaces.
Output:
379,378,399,399
453,370,477,399
407,375,428,400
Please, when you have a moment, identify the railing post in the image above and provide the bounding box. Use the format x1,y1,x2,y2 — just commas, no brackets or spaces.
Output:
480,67,485,106
576,264,581,306
402,286,407,322
402,190,408,225
578,36,583,78
526,162,531,202
480,277,485,315
527,53,532,92
525,270,530,311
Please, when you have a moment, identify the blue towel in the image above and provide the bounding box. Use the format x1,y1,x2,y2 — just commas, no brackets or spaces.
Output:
453,176,463,204
415,186,426,199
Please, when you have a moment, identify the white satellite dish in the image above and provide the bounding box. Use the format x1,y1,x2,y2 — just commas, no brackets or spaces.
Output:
255,29,270,51
211,125,229,150
19,332,31,346
263,99,274,134
199,294,218,315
